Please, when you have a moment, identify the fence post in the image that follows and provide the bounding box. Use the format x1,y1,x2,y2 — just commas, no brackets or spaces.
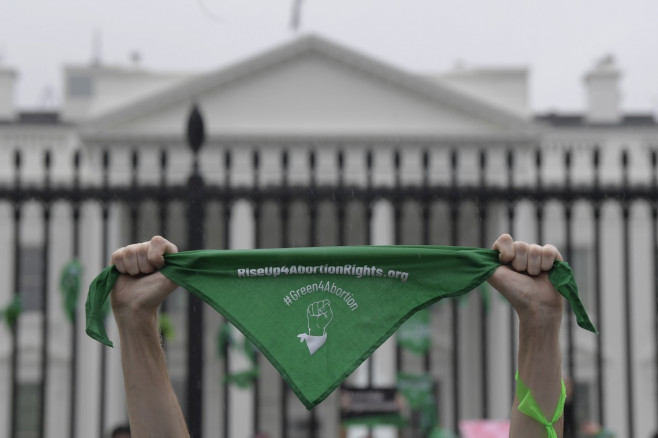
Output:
186,104,206,438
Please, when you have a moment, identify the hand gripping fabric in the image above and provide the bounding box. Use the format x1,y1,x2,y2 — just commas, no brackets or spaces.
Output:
85,245,596,409
515,372,567,438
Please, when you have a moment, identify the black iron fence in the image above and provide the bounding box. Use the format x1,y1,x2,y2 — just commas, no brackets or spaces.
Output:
1,107,657,438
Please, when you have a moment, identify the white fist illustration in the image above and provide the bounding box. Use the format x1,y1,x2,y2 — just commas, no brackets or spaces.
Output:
307,299,333,336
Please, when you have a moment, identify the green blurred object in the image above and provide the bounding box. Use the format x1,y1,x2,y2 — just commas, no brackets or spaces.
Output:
398,372,434,410
217,322,259,388
429,427,459,438
479,283,491,314
398,372,438,433
59,259,83,323
158,313,175,342
0,295,22,329
243,337,258,364
397,308,430,354
216,321,235,357
224,367,259,389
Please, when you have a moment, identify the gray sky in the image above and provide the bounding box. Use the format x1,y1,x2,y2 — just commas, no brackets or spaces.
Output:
1,0,656,113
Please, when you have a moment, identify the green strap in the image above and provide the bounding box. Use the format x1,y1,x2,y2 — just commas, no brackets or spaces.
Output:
515,372,566,438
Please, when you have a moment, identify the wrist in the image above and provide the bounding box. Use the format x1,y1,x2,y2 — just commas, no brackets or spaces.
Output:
516,298,563,332
114,308,160,337
518,311,561,348
308,328,325,337
519,314,561,337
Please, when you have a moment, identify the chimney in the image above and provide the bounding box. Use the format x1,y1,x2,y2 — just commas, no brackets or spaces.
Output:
0,67,17,120
584,55,621,123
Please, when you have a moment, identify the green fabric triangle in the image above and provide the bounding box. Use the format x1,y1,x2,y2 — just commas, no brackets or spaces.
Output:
85,245,596,409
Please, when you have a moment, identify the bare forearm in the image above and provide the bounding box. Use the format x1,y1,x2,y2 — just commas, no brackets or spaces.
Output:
511,317,564,438
116,312,189,438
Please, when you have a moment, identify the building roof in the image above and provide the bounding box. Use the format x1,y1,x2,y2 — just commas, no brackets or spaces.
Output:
80,34,537,139
536,112,657,128
0,111,67,126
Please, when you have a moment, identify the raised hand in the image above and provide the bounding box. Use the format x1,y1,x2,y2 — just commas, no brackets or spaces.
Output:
110,236,189,438
487,233,563,328
110,235,179,320
488,234,565,437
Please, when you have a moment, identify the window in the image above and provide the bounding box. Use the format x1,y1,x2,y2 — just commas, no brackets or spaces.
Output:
573,380,595,432
16,382,40,438
19,246,44,312
67,75,93,98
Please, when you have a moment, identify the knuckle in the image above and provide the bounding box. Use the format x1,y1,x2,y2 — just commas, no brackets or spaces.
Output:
542,244,558,258
499,234,513,244
514,241,528,254
110,249,123,265
528,244,542,258
124,245,137,259
494,234,517,264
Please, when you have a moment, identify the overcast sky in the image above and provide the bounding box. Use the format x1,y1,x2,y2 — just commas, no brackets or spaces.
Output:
1,0,656,113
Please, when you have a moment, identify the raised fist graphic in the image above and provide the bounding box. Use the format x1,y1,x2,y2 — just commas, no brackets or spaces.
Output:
297,299,333,355
307,299,333,336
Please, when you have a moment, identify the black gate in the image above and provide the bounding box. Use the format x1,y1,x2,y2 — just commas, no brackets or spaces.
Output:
1,107,657,438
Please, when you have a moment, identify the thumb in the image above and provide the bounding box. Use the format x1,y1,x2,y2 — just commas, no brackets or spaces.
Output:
487,265,524,307
487,265,511,292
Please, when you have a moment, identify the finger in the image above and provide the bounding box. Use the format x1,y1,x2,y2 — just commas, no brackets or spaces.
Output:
541,244,563,269
511,241,528,272
324,300,333,315
492,234,515,264
137,247,155,274
122,244,142,276
526,244,543,275
147,235,178,269
111,247,126,272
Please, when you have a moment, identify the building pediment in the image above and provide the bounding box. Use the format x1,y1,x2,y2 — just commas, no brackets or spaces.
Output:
81,35,538,142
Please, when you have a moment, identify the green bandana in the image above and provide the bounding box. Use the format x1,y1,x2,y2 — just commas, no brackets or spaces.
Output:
60,258,83,323
515,372,567,438
85,245,596,409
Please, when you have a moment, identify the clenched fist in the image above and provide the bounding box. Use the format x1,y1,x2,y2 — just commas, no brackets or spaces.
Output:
307,299,333,337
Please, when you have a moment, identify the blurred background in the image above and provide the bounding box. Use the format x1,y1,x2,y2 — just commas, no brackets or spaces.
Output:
1,1,657,437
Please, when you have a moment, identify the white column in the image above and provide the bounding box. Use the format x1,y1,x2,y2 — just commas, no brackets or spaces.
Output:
371,200,396,438
45,203,75,438
348,200,396,438
76,203,105,438
220,200,255,438
0,204,13,438
105,204,130,434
